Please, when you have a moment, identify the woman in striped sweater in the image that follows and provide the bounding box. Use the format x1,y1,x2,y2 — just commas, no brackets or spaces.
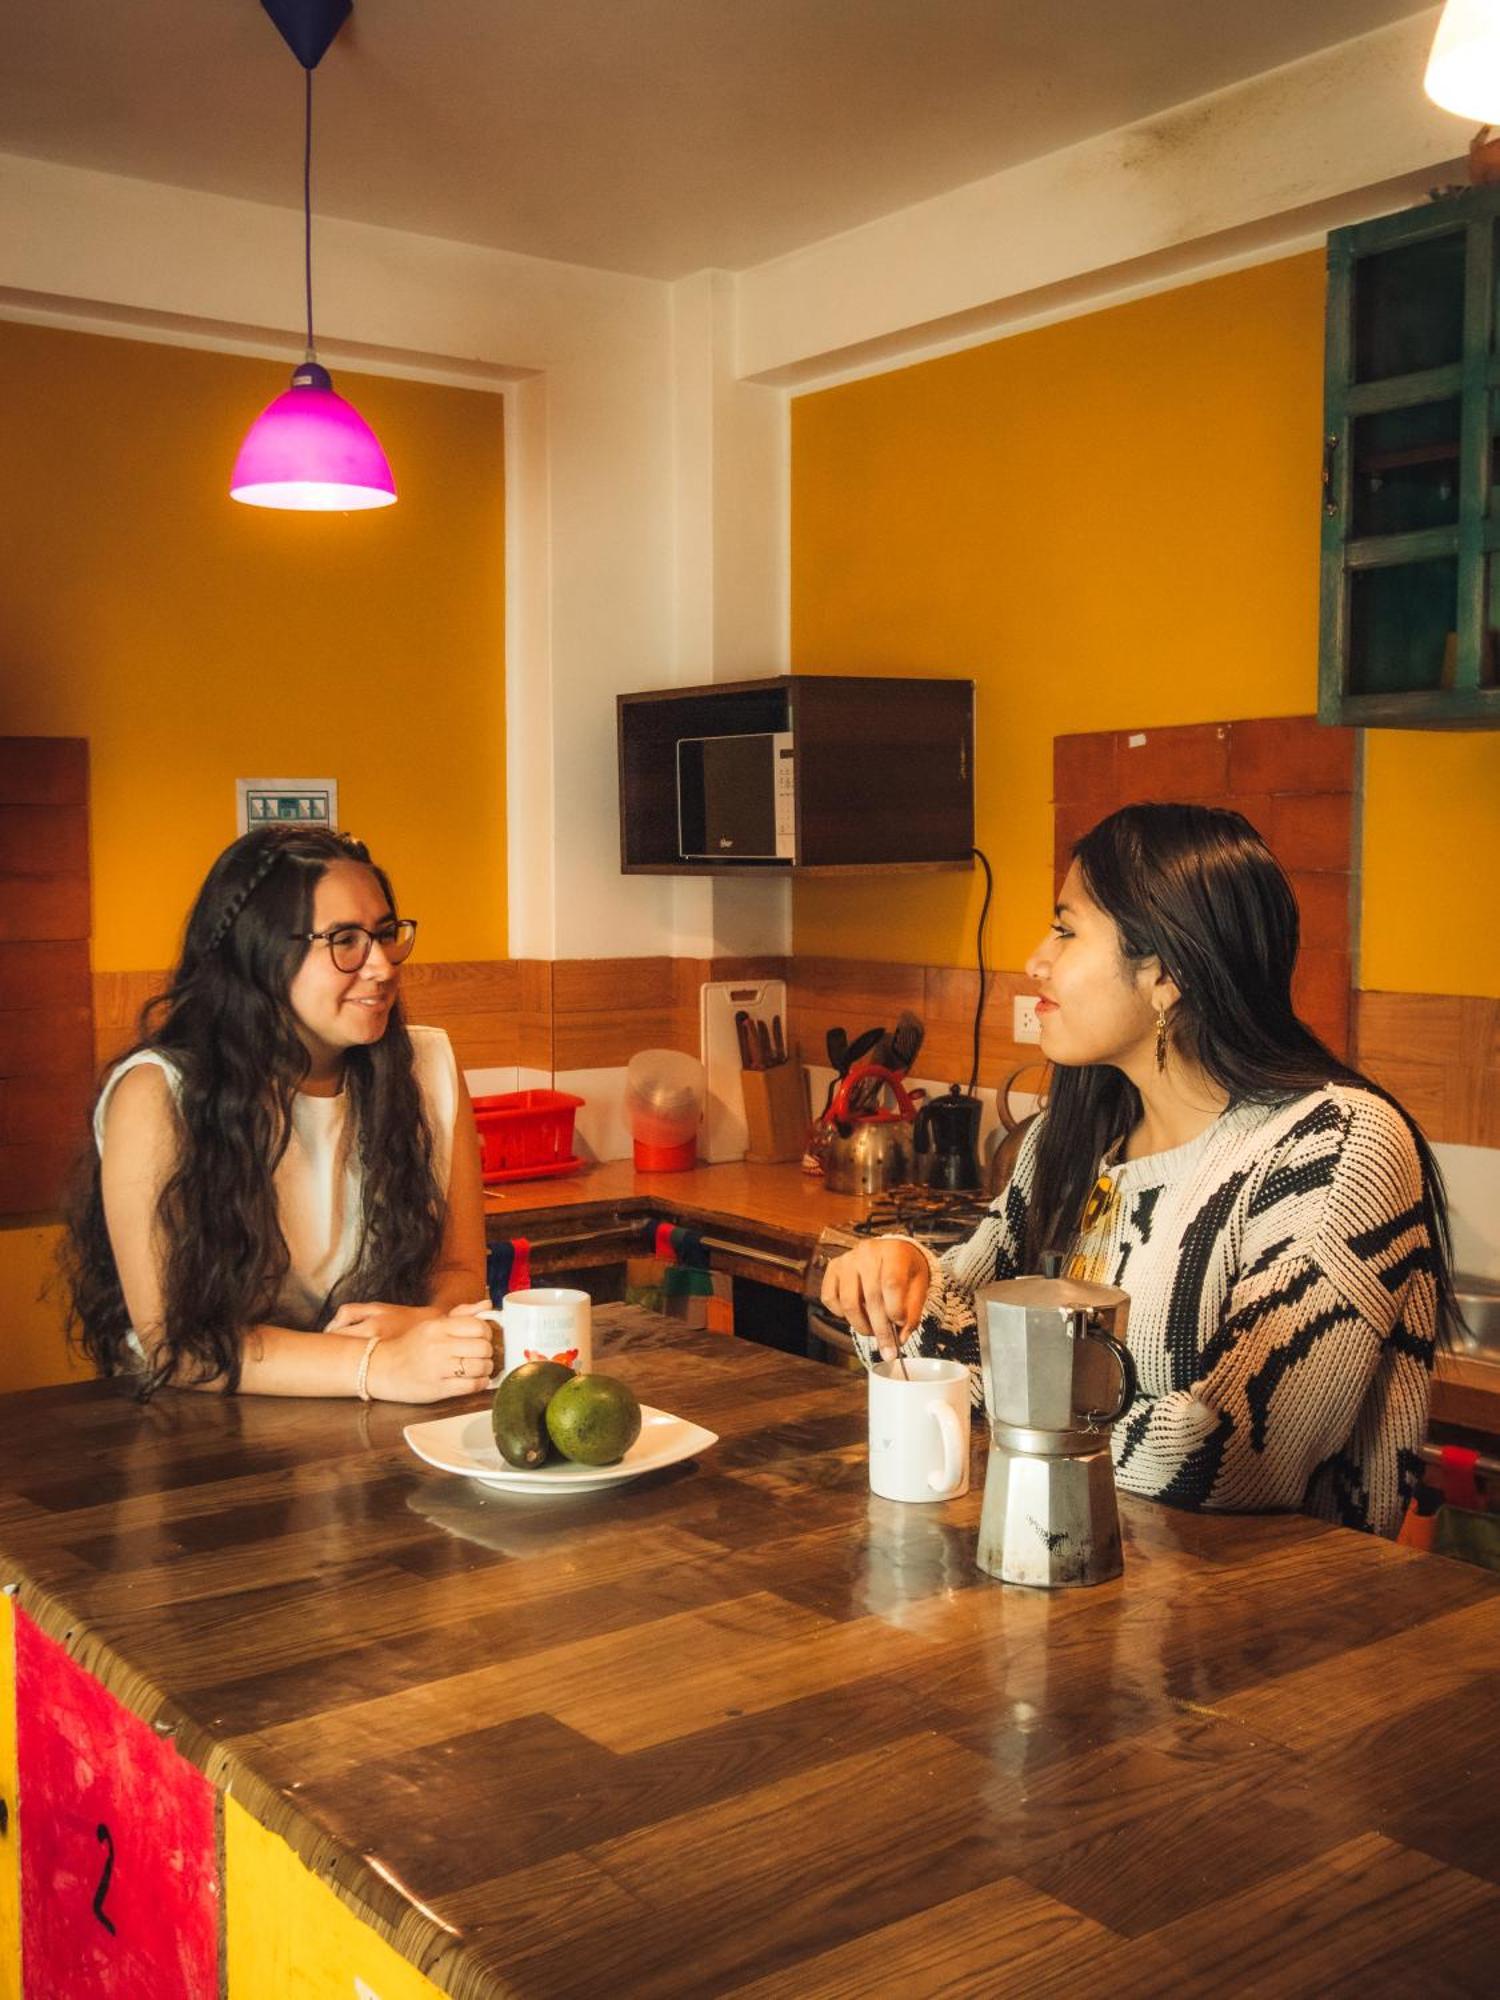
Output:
821,804,1458,1537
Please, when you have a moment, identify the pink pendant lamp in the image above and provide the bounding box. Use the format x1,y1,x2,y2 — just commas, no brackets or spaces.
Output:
231,1,395,512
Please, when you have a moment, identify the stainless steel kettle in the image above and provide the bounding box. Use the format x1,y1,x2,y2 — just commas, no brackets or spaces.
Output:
820,1063,916,1194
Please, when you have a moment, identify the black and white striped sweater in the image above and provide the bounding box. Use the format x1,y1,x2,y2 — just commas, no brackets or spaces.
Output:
861,1088,1436,1538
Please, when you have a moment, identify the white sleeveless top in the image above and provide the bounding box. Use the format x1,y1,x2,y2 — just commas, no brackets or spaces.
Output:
95,1025,459,1329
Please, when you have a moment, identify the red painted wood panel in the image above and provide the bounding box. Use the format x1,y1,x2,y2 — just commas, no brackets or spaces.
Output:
15,1611,219,2000
0,739,94,1213
1053,715,1357,1059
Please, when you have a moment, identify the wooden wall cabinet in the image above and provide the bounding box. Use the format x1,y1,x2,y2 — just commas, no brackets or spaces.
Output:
617,674,974,874
1320,186,1500,729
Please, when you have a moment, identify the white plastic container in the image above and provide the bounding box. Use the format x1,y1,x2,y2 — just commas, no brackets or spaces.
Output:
625,1049,706,1171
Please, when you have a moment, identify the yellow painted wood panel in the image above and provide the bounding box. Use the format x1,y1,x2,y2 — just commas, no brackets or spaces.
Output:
0,1594,19,2000
0,1225,92,1395
224,1795,445,2000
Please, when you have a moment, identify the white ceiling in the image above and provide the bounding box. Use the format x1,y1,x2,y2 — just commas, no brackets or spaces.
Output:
1,0,1437,280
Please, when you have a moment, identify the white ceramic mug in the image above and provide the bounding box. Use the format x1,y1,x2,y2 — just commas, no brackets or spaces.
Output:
868,1358,970,1503
477,1289,592,1378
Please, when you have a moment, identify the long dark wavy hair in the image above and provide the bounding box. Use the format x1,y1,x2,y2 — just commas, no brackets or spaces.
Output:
63,825,445,1395
1021,803,1460,1340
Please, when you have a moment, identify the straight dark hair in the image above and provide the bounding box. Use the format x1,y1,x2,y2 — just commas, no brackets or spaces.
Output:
63,825,445,1395
1021,803,1460,1342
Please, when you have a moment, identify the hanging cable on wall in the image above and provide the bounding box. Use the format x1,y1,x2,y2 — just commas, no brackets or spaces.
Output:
966,845,994,1096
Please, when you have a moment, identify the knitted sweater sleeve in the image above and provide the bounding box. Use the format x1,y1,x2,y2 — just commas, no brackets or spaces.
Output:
1112,1091,1436,1538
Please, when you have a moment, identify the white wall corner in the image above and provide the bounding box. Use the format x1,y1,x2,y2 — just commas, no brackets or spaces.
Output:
504,374,557,959
735,10,1467,384
665,267,792,960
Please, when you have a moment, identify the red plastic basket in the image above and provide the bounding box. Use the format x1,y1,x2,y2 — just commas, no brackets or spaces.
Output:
472,1089,585,1184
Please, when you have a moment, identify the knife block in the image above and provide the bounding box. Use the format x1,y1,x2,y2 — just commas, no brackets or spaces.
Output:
742,1061,808,1164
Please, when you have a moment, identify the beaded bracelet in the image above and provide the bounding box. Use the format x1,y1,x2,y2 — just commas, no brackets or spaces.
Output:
355,1332,380,1403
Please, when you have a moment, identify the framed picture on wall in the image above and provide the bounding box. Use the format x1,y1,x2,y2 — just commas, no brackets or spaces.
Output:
235,778,338,836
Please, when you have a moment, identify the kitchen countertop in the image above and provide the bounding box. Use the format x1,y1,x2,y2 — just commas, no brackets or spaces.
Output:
486,1158,1500,1436
484,1156,877,1247
3,1304,1499,1997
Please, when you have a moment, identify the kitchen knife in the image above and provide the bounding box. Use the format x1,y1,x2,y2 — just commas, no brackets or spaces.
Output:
755,1018,774,1070
771,1014,786,1064
735,1010,757,1069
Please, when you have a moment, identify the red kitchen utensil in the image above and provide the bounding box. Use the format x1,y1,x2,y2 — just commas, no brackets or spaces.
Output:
825,1063,918,1127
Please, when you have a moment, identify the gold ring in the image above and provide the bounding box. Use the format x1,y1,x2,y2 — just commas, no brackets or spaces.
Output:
454,1360,466,1380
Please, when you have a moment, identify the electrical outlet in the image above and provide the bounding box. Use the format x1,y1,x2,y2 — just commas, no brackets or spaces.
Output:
1013,995,1042,1044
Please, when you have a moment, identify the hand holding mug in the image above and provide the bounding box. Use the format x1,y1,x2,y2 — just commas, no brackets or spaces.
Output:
363,1312,499,1404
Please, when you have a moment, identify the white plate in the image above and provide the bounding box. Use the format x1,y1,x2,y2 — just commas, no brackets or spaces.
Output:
402,1404,718,1492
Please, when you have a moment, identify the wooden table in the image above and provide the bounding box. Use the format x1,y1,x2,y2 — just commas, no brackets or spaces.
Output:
2,1305,1500,1997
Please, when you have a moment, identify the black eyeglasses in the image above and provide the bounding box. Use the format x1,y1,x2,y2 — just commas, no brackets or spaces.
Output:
291,918,418,973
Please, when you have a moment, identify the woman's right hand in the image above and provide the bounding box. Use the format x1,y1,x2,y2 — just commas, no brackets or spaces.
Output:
821,1239,931,1361
364,1313,498,1404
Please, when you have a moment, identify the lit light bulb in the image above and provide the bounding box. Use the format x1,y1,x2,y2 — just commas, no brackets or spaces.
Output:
1425,1,1500,123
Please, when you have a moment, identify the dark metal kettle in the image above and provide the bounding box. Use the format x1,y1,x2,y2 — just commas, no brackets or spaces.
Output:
912,1083,982,1190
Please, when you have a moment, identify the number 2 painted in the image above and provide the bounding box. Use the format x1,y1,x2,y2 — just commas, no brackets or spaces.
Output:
93,1821,116,1936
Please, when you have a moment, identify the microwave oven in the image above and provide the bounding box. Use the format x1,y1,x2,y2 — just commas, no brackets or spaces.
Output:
676,731,796,861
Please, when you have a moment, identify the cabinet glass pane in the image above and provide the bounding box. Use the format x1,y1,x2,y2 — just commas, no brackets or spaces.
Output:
1353,231,1465,382
1352,399,1461,537
1348,558,1458,695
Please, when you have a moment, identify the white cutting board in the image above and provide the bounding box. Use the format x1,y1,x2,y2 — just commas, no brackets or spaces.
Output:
699,977,787,1162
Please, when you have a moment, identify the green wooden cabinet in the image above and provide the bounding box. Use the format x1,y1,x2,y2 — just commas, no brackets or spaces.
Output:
1321,185,1500,728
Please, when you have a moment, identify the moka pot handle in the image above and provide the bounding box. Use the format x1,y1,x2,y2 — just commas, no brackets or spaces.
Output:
1078,1328,1137,1429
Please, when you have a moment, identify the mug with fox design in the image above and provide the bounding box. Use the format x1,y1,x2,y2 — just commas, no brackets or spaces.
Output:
478,1288,592,1380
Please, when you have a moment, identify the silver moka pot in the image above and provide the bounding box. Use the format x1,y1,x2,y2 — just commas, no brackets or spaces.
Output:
974,1276,1135,1589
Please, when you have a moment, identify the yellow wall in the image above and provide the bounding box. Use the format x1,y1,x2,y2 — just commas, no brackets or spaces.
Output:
0,318,506,1391
790,253,1500,999
0,1226,92,1394
0,318,506,970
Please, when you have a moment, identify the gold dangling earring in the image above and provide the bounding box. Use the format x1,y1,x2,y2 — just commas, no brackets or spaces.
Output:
1155,1008,1169,1072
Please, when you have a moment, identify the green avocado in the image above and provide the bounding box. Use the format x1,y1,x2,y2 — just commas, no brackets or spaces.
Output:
491,1359,575,1469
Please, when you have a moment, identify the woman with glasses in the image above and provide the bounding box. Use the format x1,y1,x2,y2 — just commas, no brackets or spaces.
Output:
65,824,495,1402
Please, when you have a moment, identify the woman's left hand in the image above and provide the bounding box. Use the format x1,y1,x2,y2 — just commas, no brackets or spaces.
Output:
327,1297,494,1342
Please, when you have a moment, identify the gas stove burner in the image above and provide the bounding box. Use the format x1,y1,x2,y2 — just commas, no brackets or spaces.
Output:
853,1184,995,1249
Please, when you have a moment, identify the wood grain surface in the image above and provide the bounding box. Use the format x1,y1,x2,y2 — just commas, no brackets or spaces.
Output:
1,1306,1499,1997
483,1157,875,1242
0,738,94,1217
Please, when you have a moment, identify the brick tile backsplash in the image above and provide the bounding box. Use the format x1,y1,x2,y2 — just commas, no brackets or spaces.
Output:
1292,946,1352,1055
1228,715,1356,797
1053,731,1119,804
1268,792,1352,875
1287,871,1352,953
1053,714,1356,1061
1114,722,1231,801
